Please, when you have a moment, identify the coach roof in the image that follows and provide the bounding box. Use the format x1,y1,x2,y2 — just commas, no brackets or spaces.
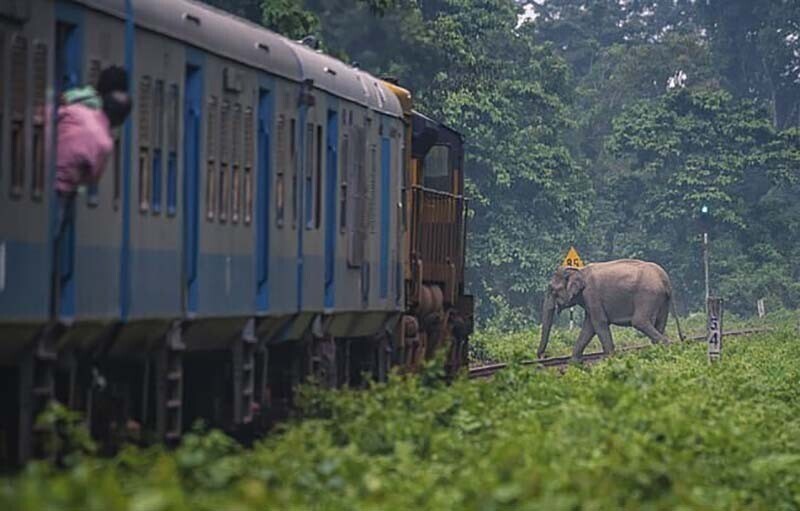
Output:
75,0,401,116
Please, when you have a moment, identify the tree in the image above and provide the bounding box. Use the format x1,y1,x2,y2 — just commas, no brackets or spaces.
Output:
607,88,800,313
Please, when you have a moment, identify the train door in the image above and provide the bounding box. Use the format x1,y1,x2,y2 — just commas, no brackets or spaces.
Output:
183,60,202,314
255,87,271,311
324,109,338,309
53,6,84,319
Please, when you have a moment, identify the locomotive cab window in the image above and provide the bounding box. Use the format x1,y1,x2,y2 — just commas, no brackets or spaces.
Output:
422,144,450,192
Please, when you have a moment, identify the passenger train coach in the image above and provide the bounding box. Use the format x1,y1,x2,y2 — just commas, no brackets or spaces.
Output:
0,0,472,463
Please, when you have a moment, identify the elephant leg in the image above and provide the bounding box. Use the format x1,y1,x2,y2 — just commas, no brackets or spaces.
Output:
570,319,596,363
654,305,668,335
632,314,670,344
593,320,615,356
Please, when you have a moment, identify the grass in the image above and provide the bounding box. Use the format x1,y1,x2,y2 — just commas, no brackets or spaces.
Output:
470,308,793,363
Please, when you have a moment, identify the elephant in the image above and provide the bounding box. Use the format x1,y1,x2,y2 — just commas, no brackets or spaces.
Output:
537,259,684,362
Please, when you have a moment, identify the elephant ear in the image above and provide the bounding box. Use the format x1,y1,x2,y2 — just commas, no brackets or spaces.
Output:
565,269,586,300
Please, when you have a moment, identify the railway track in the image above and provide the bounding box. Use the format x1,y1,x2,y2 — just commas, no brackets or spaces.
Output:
468,327,772,379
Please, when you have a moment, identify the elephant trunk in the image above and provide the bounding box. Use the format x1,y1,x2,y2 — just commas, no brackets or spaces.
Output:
537,293,556,358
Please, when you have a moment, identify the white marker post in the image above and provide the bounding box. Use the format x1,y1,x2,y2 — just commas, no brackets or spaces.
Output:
707,297,723,363
757,298,765,318
703,232,709,310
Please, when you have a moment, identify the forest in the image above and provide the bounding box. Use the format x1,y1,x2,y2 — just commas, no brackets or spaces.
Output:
206,0,800,328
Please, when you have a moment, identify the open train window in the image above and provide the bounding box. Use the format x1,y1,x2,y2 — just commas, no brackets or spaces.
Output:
31,41,47,201
276,114,285,227
231,103,242,224
423,144,450,192
87,55,102,214
88,59,101,87
339,133,349,233
243,106,253,225
315,124,322,229
368,144,376,234
347,123,367,267
10,34,27,199
151,79,165,214
290,118,297,229
304,122,314,229
84,59,98,210
205,96,217,221
401,145,407,231
218,100,230,223
138,76,152,212
166,84,179,216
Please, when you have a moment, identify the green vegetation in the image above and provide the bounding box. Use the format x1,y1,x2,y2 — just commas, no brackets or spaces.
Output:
5,322,800,510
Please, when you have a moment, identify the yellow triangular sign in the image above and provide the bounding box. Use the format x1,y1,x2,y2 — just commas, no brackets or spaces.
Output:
562,246,585,268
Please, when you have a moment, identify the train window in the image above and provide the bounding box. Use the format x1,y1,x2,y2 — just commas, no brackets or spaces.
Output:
205,96,217,221
151,79,165,214
138,150,149,212
231,103,242,224
243,107,253,225
138,76,152,212
10,34,27,199
423,144,450,192
339,134,348,233
88,59,101,87
219,163,228,222
304,122,314,229
219,100,230,223
315,124,322,229
276,114,285,227
400,145,407,231
368,144,376,234
290,118,297,229
31,42,47,201
166,84,179,216
347,124,367,267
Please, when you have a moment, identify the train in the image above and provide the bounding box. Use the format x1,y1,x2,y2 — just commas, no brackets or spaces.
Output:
0,0,473,464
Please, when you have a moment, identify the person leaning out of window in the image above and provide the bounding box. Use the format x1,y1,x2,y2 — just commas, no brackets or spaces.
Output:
55,66,132,223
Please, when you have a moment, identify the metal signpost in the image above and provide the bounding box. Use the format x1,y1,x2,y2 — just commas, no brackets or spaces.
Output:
701,205,710,311
707,297,723,363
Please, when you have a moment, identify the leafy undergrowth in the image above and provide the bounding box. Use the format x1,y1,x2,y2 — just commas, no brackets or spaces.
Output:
4,324,800,510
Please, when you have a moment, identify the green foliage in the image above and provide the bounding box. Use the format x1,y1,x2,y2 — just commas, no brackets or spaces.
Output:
35,400,97,466
262,0,321,40
5,325,800,509
605,88,800,313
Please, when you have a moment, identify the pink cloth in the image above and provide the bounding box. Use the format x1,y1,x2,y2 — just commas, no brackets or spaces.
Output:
56,103,113,194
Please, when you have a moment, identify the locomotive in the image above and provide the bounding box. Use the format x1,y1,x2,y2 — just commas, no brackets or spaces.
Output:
0,0,472,464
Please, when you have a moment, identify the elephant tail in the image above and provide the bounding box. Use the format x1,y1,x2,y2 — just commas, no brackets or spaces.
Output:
668,292,685,342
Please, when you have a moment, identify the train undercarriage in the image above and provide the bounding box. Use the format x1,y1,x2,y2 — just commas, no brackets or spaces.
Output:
0,295,471,466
